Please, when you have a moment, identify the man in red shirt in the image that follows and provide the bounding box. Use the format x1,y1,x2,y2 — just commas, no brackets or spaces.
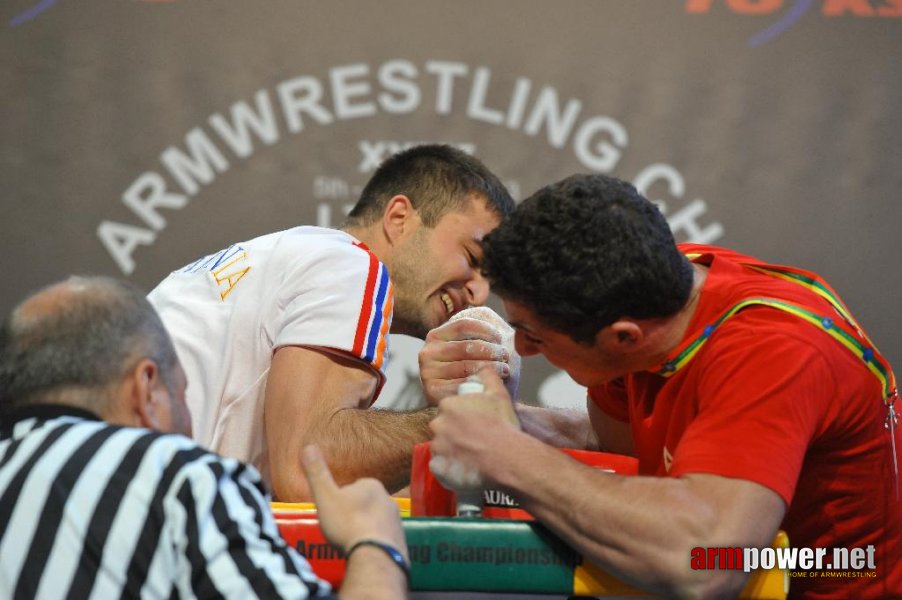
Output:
421,174,900,598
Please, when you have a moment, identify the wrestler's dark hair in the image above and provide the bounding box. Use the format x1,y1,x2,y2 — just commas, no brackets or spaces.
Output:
344,144,515,227
0,276,179,420
482,174,694,344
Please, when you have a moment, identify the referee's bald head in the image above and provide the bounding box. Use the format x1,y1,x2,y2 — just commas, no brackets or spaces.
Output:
0,276,180,423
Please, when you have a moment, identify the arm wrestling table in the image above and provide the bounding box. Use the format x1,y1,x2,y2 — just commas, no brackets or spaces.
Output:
272,444,789,598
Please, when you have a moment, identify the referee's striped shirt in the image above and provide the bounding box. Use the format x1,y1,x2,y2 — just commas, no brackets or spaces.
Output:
0,404,334,599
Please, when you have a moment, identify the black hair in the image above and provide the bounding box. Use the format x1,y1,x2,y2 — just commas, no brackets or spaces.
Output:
344,144,514,227
482,174,693,344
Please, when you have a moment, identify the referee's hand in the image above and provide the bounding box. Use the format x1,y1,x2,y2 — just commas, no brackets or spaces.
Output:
302,444,408,560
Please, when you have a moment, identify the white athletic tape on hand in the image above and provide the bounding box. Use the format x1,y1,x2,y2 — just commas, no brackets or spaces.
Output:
430,375,488,517
448,307,521,399
429,454,484,489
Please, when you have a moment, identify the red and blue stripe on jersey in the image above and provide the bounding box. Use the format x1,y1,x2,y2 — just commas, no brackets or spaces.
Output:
351,242,393,370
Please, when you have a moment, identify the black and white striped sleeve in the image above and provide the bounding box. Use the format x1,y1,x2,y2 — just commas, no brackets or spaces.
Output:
165,452,335,599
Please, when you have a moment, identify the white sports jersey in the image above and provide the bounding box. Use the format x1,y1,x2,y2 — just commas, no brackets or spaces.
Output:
148,227,393,471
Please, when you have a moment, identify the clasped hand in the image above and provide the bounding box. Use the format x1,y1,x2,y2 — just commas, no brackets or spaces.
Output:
428,367,521,491
418,310,520,406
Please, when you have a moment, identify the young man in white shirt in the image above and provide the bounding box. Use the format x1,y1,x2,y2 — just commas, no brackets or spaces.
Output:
149,144,516,501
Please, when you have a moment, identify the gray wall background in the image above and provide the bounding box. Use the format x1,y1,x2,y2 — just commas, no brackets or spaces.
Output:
3,0,900,412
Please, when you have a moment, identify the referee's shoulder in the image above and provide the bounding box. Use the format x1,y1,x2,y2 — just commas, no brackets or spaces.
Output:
118,426,254,478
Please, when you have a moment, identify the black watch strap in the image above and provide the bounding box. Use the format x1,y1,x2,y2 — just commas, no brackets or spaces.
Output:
346,538,411,585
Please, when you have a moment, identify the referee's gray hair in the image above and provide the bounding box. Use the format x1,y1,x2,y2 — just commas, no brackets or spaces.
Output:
0,276,179,419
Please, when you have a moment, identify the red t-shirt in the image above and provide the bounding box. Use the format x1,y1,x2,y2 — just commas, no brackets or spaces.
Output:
590,244,900,599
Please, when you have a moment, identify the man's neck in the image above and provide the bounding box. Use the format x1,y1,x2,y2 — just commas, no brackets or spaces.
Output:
341,224,391,264
1,403,101,431
640,263,709,369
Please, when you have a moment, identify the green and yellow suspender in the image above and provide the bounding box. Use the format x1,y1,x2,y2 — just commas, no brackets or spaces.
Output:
650,253,899,495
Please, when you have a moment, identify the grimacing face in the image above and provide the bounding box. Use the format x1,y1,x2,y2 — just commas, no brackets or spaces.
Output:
389,194,501,339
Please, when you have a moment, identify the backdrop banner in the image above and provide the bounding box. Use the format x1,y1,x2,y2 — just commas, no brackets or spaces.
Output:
3,0,900,416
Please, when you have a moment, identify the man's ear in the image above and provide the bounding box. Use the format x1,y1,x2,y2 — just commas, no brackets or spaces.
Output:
603,320,644,348
129,358,165,430
382,194,418,244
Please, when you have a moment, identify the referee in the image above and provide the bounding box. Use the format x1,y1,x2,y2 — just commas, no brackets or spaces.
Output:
0,276,409,599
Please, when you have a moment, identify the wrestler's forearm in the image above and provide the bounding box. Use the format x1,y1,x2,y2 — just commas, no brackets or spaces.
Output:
314,407,437,493
266,345,433,501
515,404,599,450
483,428,778,598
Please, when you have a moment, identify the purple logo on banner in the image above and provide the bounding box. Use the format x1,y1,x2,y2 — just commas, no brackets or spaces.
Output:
750,0,814,46
749,0,816,46
686,0,901,47
8,0,57,27
8,0,176,28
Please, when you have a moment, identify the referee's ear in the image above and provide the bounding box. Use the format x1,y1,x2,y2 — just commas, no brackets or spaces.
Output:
113,358,171,432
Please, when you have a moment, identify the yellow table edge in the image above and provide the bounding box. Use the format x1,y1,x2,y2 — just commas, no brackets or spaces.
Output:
573,531,789,599
272,497,411,517
272,501,787,599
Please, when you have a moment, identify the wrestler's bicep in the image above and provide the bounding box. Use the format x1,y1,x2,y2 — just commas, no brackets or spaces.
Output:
264,345,378,499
